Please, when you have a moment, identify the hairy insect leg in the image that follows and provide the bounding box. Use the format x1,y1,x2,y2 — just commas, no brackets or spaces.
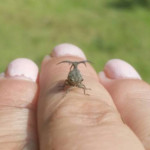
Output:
77,83,91,95
60,80,72,94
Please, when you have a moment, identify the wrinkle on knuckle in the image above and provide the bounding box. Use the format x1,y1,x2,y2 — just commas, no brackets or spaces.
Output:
49,98,120,127
0,107,36,143
127,89,150,103
76,101,120,127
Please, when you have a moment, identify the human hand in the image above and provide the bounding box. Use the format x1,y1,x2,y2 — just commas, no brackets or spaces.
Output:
0,44,149,150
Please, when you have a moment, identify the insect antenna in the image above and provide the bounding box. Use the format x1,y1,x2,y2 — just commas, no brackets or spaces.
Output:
57,60,92,70
76,60,92,67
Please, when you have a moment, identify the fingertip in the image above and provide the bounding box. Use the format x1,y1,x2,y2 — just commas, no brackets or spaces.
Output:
5,58,39,82
51,43,86,59
99,59,141,83
41,43,87,73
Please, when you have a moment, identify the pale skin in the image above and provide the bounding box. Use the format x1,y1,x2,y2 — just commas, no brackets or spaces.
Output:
0,45,150,150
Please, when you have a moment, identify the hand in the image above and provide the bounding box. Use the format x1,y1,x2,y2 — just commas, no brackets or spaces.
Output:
0,43,149,150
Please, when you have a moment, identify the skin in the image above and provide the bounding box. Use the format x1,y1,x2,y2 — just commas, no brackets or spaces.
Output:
0,47,150,150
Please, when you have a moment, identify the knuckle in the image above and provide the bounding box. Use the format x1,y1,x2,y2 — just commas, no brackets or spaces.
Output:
49,98,120,127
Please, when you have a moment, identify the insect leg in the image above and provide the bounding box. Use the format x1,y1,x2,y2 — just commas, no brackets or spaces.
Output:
77,83,91,95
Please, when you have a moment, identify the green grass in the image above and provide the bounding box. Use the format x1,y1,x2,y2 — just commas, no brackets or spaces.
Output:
0,0,150,82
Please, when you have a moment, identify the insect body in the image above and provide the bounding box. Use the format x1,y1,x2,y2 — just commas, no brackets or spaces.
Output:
57,60,91,95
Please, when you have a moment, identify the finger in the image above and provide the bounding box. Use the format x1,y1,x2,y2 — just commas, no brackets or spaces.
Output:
0,58,38,150
38,43,144,150
99,59,150,150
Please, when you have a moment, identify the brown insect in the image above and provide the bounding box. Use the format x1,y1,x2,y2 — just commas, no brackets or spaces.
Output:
57,60,91,95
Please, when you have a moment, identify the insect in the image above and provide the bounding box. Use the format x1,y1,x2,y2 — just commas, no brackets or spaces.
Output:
57,60,91,95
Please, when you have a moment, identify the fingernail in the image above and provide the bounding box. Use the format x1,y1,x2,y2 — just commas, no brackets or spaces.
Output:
51,43,86,59
6,58,39,82
100,59,141,80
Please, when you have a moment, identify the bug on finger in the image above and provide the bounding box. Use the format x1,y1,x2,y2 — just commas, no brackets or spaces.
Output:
57,60,91,95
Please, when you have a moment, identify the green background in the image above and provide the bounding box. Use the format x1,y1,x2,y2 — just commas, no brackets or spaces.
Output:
0,0,150,82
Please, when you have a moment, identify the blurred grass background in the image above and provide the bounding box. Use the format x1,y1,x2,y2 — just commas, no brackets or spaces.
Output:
0,0,150,82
